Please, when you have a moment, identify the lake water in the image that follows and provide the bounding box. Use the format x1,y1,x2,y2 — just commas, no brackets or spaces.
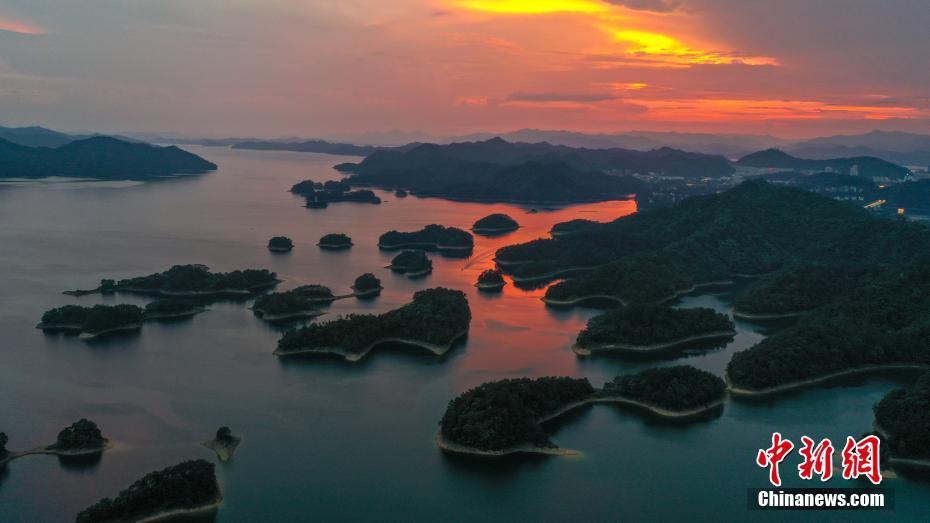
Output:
0,146,926,522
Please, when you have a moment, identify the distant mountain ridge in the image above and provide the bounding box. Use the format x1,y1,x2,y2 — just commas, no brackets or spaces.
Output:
737,148,909,180
0,136,217,179
231,139,420,157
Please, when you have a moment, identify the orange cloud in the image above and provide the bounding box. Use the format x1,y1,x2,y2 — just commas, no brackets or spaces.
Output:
609,29,778,66
455,0,609,14
0,17,44,35
635,98,922,122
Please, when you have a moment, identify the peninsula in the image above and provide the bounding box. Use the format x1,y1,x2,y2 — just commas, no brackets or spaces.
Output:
75,460,222,523
275,288,470,362
65,264,279,298
574,305,735,356
437,366,725,456
873,372,930,468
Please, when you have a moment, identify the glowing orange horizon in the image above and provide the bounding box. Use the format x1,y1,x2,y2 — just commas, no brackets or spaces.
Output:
0,17,44,35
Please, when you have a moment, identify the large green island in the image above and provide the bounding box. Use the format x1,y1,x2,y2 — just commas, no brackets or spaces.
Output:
65,264,279,298
574,305,735,356
275,288,470,362
75,460,221,523
437,366,725,456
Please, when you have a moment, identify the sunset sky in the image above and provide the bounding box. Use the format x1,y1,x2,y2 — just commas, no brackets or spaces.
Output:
0,0,928,139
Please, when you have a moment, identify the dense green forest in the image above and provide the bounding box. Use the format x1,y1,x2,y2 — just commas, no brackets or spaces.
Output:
277,288,470,355
0,432,8,457
353,273,382,293
319,233,353,247
727,263,930,390
734,265,856,315
493,181,930,305
600,366,726,410
252,285,334,316
75,460,219,523
472,213,519,232
267,236,293,251
53,419,105,450
94,264,278,294
40,304,144,334
389,250,432,274
439,377,595,450
576,305,733,347
874,372,930,459
379,224,474,249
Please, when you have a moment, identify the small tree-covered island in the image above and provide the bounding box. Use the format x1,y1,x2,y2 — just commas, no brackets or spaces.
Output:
475,269,506,291
318,233,353,249
379,224,474,252
202,426,242,462
75,460,222,523
251,285,335,321
472,213,519,234
352,273,383,297
388,250,433,277
873,372,930,468
267,236,294,252
574,305,735,356
437,366,725,456
276,288,470,362
38,304,145,340
144,298,207,320
65,264,279,298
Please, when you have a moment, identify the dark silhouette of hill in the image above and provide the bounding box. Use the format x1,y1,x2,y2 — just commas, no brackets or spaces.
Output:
737,148,909,179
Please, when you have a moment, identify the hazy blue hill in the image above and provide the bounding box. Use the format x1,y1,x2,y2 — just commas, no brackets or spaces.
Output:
788,145,930,167
0,125,75,148
0,136,217,179
737,148,909,179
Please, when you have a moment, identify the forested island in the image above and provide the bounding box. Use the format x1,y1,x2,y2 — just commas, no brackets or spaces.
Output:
144,298,207,320
65,264,279,298
493,181,930,306
388,250,433,276
475,269,506,291
267,236,294,252
1,419,109,467
38,304,144,340
275,288,470,362
438,366,725,456
319,233,353,249
335,138,733,204
0,136,216,180
291,179,381,207
75,460,221,523
352,273,383,297
202,426,241,462
251,285,335,321
379,225,474,251
574,305,734,355
472,214,519,234
873,372,930,466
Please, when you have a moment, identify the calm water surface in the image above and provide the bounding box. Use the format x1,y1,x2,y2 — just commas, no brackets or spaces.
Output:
0,146,926,522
